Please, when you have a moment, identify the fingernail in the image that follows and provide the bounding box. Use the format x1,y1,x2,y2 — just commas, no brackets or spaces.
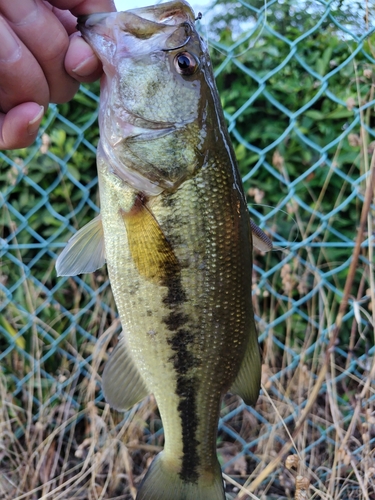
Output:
27,106,44,135
72,54,99,77
0,16,21,62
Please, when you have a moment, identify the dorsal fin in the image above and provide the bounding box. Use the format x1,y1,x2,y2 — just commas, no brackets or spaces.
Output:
250,219,273,252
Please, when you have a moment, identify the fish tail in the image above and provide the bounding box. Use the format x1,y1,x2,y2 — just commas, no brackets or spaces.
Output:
137,452,225,500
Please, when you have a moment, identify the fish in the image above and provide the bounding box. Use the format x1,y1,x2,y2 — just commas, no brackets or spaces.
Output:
56,2,272,498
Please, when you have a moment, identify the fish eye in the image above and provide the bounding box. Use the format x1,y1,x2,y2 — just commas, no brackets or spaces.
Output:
174,52,198,76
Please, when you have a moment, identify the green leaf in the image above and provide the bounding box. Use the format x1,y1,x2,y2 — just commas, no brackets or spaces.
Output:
304,110,325,120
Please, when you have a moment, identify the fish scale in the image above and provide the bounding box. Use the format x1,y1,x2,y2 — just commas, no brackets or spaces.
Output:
56,2,268,498
99,158,253,481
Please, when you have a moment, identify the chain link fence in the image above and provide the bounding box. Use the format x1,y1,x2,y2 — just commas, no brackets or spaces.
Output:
1,1,375,498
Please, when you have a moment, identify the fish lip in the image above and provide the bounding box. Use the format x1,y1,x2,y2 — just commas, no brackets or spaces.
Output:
76,12,109,32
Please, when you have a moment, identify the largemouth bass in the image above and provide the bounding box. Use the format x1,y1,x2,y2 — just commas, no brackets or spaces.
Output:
57,2,271,498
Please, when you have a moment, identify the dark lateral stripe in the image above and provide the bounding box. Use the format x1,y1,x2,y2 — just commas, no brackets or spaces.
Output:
176,375,200,483
157,208,201,483
163,311,189,331
162,274,187,306
165,319,201,482
167,328,194,348
161,244,200,483
168,329,198,374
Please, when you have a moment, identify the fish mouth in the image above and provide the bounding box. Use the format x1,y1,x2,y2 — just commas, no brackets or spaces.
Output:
76,12,107,29
77,0,195,51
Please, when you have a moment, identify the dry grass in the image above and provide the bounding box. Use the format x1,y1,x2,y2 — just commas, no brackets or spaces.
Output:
0,356,161,500
1,315,374,500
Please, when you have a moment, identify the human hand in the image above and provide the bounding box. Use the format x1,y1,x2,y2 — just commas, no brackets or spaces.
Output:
0,0,116,150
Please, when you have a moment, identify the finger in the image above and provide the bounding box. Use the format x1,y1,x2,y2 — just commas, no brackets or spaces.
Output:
50,4,114,83
47,1,116,32
0,15,49,112
46,5,78,35
65,34,103,83
48,0,116,16
0,103,44,150
0,0,79,104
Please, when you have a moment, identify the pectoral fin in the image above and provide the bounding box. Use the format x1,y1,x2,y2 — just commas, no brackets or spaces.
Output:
230,318,261,406
122,196,180,284
103,334,149,411
56,215,105,276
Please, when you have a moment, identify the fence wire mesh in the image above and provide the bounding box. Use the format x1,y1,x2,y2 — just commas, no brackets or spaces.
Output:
1,1,375,498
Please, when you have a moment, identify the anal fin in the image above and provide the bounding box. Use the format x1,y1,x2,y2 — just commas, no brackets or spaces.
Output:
103,334,149,411
230,317,261,406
